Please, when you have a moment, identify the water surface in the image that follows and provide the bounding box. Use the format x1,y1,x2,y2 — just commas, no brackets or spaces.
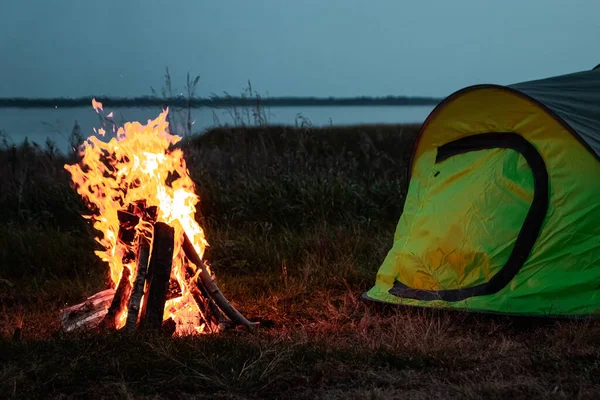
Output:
0,105,434,151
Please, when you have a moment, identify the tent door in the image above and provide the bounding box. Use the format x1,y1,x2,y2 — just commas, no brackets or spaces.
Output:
389,132,549,302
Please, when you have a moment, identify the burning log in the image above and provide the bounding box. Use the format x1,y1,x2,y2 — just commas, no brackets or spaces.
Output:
181,238,226,332
116,209,141,264
125,204,158,332
139,222,175,330
99,266,132,330
96,208,140,331
189,276,225,332
182,232,258,331
125,234,151,331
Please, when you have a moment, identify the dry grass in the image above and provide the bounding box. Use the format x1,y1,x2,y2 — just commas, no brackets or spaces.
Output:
1,287,598,399
0,124,598,399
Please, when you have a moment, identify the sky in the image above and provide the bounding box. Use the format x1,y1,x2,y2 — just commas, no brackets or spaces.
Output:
0,0,598,99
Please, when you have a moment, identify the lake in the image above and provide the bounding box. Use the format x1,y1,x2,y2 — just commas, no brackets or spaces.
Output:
0,105,434,151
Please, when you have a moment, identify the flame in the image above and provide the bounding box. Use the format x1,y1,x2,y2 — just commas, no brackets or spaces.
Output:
64,102,215,335
92,98,103,112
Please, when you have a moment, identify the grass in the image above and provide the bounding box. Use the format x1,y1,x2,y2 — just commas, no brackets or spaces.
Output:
0,123,598,399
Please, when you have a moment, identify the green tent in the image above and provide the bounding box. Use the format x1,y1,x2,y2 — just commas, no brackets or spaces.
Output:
364,65,600,317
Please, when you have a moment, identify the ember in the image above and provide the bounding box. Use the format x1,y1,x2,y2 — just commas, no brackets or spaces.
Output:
61,100,255,335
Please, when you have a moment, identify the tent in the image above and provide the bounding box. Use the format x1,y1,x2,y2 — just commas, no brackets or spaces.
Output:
363,65,600,317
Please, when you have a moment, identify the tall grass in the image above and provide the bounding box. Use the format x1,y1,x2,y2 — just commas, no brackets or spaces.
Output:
150,67,201,137
0,122,419,284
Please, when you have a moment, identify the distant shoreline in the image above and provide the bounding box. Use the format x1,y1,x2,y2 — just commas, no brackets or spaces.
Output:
0,95,442,109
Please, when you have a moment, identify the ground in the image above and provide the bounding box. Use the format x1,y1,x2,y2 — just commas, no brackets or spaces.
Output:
0,124,598,399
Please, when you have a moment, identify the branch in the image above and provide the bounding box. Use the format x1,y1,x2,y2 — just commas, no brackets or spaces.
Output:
182,233,257,331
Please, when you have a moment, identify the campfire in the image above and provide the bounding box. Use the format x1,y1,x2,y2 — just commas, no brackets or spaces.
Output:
59,100,255,336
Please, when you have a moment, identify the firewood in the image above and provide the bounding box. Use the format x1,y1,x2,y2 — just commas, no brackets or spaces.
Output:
182,251,225,332
129,200,158,224
162,317,177,336
60,289,115,332
119,201,159,331
98,267,132,330
117,210,140,264
139,222,175,330
61,208,138,333
124,234,152,331
182,232,258,331
189,281,223,333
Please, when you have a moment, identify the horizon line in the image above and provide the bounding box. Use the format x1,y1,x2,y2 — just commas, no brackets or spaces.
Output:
0,94,443,108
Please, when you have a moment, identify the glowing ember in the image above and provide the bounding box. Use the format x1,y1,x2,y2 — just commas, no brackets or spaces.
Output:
64,99,214,335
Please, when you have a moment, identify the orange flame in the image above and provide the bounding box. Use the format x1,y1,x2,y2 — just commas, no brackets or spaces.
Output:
92,98,103,113
64,102,215,335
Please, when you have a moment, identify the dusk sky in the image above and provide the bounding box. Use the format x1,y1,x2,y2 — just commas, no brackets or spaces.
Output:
1,0,598,98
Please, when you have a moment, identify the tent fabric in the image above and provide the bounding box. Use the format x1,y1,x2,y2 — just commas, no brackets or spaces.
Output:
508,67,600,159
364,66,600,317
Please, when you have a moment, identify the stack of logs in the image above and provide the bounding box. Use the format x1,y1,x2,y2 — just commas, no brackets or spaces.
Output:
60,200,256,334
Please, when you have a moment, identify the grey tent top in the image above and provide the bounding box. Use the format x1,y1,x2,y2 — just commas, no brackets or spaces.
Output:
508,66,600,160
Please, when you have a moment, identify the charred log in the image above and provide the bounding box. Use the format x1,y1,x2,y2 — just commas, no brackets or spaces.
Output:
182,249,224,332
189,280,223,333
139,222,175,330
117,210,140,265
125,234,152,331
162,317,177,336
129,200,158,224
99,267,132,330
